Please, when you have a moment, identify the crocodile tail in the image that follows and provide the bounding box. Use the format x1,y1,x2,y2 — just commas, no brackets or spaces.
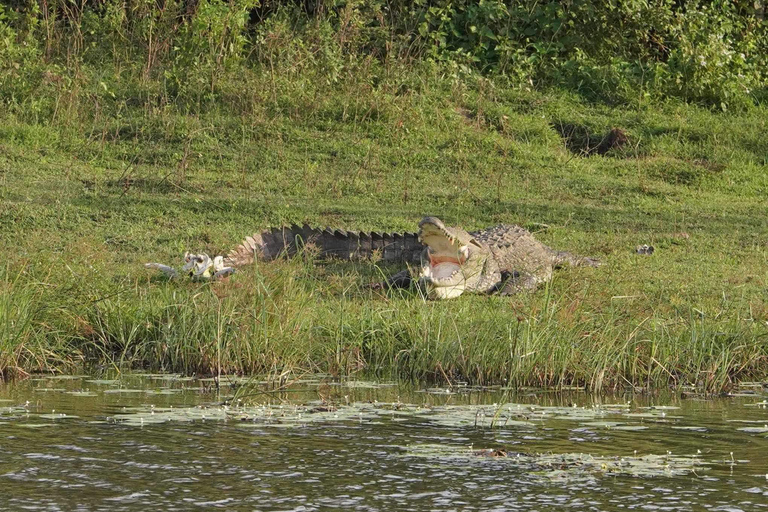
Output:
554,251,601,268
224,232,266,267
360,230,422,262
223,224,314,267
224,225,424,267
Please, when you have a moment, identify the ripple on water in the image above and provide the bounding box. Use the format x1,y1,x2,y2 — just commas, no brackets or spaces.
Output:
1,376,767,511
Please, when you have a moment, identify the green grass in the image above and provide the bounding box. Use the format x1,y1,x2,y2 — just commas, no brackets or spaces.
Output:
1,67,767,390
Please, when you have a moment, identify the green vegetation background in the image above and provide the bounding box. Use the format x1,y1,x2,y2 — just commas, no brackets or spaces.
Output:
1,0,767,390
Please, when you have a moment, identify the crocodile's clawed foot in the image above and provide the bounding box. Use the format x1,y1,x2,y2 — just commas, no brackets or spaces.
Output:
583,257,602,267
367,270,412,292
496,271,538,296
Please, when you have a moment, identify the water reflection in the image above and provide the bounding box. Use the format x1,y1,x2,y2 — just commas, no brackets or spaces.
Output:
1,375,767,511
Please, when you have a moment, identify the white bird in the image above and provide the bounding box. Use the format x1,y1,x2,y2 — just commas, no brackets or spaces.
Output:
146,252,235,280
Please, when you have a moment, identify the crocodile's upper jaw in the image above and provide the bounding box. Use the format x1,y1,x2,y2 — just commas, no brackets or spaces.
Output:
417,217,486,299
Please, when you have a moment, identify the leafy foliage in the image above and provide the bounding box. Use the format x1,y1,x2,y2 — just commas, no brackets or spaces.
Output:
1,0,767,108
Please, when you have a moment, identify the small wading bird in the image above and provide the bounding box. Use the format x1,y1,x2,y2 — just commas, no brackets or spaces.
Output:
145,216,599,299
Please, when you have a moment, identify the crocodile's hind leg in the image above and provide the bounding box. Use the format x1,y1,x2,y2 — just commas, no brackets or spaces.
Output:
369,269,412,290
495,271,540,295
554,251,601,268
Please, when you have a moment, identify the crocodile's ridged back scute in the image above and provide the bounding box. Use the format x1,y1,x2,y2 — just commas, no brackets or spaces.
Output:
224,225,423,267
470,224,559,283
471,224,531,248
224,233,265,267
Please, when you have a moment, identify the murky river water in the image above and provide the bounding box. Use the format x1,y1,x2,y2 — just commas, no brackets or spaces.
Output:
1,374,767,511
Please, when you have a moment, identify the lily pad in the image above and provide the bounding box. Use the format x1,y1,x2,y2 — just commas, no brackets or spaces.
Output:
581,421,625,428
37,413,78,419
334,381,397,389
32,375,87,381
737,426,768,434
404,444,712,480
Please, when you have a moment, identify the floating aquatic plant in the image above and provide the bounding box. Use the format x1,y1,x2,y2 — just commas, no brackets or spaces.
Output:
404,444,714,480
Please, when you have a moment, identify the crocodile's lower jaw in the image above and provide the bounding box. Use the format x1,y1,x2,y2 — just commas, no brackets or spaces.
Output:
424,283,466,300
419,261,466,299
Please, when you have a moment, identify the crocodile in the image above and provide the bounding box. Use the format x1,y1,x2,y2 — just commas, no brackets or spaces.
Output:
147,216,600,299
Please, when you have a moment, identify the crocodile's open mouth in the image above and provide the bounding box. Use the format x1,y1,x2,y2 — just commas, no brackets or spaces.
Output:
420,257,467,299
418,219,472,299
425,248,468,281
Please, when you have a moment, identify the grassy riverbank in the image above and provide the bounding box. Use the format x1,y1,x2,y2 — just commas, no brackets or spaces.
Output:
1,1,767,390
3,80,767,390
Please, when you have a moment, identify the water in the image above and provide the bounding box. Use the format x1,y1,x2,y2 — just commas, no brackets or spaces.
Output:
1,374,767,511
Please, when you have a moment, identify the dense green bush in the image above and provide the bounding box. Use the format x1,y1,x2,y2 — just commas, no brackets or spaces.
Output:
0,3,44,104
414,0,767,106
0,0,766,111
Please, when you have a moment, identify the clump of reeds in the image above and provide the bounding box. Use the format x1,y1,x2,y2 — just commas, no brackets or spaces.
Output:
3,250,766,392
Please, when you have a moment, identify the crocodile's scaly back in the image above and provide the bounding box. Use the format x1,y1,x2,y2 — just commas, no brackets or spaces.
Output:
224,225,423,267
471,224,599,289
472,224,559,284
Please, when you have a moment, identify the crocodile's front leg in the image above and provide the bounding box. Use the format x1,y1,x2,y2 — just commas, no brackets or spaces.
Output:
369,269,412,290
496,270,539,295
